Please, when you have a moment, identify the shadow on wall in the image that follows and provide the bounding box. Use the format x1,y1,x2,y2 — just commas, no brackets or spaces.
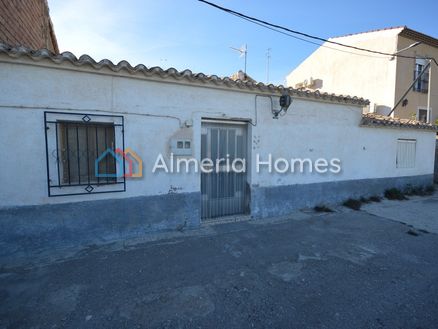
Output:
0,192,201,268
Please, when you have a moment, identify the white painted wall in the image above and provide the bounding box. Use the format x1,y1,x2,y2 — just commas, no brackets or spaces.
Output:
0,60,436,208
286,28,401,114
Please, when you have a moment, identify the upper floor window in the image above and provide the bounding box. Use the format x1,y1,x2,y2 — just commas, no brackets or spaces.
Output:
413,58,429,93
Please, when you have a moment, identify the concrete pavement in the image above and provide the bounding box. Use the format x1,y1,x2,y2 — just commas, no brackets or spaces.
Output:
362,192,438,233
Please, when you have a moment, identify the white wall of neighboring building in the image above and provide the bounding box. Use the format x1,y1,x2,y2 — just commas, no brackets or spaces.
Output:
286,28,402,115
0,60,436,208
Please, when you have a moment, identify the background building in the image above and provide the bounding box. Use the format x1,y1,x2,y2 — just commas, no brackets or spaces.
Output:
0,0,58,53
286,27,438,124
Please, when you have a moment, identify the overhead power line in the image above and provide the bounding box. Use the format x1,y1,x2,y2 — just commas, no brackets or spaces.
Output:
198,0,438,65
228,10,390,59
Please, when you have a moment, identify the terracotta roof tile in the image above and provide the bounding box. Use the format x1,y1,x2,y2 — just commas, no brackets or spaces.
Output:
0,42,369,107
360,113,437,131
230,70,256,83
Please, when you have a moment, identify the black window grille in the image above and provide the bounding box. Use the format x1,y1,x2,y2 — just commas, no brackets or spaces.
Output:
44,111,125,197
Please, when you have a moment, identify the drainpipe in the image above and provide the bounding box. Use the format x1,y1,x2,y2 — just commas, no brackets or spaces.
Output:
427,60,432,123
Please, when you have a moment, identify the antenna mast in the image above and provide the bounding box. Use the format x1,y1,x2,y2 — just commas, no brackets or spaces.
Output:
244,44,247,74
230,44,248,74
266,48,271,84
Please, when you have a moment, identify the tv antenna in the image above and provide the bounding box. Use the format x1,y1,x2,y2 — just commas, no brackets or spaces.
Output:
266,48,271,84
230,44,247,74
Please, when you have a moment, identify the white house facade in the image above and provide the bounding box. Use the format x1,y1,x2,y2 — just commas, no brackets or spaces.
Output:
0,44,436,264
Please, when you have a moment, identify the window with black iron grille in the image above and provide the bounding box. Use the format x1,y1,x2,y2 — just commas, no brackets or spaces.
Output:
44,112,125,196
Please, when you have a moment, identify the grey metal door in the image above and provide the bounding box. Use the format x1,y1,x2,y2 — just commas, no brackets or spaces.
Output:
201,122,248,220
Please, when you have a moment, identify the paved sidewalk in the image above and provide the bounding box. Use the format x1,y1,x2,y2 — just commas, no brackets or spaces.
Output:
362,191,438,233
1,201,438,329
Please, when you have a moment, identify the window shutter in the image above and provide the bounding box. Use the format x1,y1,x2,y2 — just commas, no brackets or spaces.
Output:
396,139,416,168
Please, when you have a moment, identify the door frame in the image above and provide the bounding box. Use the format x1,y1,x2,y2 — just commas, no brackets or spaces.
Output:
200,119,250,221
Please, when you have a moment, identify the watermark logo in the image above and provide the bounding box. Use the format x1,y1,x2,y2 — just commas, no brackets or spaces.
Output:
152,153,341,174
95,148,143,178
95,150,341,176
255,154,341,174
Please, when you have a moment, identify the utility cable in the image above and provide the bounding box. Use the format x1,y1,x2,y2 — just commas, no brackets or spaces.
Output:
198,0,438,65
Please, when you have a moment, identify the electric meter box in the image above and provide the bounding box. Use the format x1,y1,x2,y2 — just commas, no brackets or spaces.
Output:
170,139,192,156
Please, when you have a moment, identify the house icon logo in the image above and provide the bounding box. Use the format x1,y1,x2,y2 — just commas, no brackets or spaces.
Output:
118,147,143,178
95,148,143,178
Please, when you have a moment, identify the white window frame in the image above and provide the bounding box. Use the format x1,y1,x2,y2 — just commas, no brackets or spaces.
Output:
413,58,429,93
417,107,429,123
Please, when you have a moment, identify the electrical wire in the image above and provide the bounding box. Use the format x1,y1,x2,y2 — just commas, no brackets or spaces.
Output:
198,0,438,65
234,12,389,59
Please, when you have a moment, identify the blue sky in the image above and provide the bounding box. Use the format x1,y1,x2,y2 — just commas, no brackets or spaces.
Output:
48,0,438,85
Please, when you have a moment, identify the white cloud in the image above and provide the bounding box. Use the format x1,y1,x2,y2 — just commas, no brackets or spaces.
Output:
48,0,162,65
46,0,249,75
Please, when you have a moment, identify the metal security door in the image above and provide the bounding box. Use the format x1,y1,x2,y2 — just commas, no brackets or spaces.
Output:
201,122,248,220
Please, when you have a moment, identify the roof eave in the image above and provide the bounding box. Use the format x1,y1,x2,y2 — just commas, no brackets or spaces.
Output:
0,43,369,107
398,27,438,49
